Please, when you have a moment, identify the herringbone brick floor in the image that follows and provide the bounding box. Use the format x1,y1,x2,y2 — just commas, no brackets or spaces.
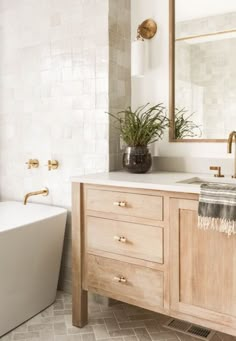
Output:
1,292,235,341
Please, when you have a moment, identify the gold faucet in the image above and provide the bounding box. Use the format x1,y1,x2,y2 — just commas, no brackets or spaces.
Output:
227,131,236,178
209,166,224,177
24,188,49,205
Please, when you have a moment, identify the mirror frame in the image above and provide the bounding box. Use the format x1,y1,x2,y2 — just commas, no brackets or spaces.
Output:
169,0,227,143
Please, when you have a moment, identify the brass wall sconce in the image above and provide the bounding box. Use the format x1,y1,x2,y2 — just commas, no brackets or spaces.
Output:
132,19,157,77
45,160,59,171
136,19,158,40
25,159,39,169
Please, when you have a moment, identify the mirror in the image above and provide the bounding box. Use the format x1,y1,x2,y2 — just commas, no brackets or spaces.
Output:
169,0,236,142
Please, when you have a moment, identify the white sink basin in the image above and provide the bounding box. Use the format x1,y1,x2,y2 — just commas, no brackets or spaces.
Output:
177,176,236,185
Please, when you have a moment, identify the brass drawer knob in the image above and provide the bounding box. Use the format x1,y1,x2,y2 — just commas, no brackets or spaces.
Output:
113,276,127,283
113,201,126,207
114,236,127,243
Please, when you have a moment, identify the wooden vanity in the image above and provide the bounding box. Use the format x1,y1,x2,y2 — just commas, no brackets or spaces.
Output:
72,174,236,336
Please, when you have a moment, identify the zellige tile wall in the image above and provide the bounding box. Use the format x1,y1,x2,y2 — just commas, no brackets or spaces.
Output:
0,0,131,293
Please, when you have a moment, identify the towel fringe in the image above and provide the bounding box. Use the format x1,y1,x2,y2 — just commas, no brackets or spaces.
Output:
198,216,236,236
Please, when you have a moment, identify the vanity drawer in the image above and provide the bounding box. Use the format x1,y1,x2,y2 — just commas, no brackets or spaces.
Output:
86,254,164,310
86,188,163,221
87,216,163,263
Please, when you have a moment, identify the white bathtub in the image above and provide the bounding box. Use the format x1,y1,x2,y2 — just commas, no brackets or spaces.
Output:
0,201,67,337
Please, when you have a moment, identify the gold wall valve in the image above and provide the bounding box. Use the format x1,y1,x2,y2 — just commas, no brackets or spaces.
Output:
25,159,39,169
45,160,59,171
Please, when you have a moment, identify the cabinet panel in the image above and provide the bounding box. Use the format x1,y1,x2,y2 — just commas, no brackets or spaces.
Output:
87,216,163,263
86,254,164,311
170,199,236,329
86,188,163,221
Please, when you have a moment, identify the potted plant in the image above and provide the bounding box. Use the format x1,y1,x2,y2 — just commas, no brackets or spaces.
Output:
108,103,169,173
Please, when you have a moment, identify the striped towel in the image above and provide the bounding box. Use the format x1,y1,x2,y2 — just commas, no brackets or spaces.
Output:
198,183,236,236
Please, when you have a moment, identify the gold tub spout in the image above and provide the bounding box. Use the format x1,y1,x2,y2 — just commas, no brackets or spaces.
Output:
24,188,49,205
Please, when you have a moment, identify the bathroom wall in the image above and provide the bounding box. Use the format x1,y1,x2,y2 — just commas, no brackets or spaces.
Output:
0,0,130,293
131,0,235,174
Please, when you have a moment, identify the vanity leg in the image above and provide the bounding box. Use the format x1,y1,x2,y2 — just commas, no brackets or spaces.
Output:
72,287,88,327
72,183,88,327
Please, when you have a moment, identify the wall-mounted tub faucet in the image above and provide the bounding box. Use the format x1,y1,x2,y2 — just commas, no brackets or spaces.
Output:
24,188,49,205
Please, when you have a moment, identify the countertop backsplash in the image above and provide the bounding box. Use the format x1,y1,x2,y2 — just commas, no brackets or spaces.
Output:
152,156,235,177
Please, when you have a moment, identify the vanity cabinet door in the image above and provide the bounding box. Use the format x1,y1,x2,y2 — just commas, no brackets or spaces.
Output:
170,198,236,333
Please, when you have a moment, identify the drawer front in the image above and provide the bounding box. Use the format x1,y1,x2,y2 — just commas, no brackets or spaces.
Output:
86,188,163,221
87,255,164,310
87,216,163,263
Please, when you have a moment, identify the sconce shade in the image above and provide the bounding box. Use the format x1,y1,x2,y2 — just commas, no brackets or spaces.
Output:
131,40,145,77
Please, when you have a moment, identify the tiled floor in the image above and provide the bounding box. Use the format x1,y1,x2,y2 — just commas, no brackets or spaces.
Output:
1,292,235,341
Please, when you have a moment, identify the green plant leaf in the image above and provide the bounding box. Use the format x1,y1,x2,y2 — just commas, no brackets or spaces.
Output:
107,103,169,147
174,107,202,139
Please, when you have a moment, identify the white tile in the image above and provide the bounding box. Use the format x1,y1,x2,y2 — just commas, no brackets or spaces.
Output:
0,0,131,293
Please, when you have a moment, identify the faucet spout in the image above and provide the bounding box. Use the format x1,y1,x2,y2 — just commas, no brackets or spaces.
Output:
24,188,49,205
227,131,236,178
227,131,236,153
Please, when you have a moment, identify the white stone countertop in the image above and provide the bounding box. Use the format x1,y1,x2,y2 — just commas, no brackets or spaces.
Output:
71,171,235,194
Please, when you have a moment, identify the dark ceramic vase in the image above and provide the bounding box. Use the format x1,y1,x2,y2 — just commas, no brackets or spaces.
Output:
122,146,152,173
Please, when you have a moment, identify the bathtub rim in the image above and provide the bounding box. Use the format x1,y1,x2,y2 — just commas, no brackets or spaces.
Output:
0,201,67,233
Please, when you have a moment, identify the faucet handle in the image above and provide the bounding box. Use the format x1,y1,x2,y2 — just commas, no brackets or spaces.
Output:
45,160,59,171
209,166,224,178
25,159,39,169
